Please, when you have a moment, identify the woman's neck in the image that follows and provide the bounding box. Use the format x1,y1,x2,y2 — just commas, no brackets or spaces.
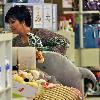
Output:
19,27,30,44
20,34,28,44
20,27,30,36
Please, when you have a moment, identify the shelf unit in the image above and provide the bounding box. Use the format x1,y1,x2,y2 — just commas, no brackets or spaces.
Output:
63,0,100,67
0,33,12,100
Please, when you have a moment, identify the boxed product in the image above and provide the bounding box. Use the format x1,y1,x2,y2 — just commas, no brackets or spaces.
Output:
12,47,36,70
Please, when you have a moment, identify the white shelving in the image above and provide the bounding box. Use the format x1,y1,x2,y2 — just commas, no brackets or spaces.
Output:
63,0,100,66
0,33,12,100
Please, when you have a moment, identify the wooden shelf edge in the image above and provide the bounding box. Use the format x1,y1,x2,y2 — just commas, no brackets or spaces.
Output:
0,33,12,41
0,86,11,94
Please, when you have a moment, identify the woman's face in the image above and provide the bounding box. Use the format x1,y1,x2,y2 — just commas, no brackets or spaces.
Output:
8,18,24,34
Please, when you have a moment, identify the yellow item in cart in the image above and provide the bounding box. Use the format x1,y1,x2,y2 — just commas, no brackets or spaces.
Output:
13,74,25,84
26,82,38,88
33,85,82,100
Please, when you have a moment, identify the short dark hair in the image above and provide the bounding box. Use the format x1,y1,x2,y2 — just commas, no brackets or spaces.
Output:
5,5,31,27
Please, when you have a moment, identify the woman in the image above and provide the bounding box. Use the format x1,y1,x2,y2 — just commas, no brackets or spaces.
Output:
5,5,69,55
5,5,43,47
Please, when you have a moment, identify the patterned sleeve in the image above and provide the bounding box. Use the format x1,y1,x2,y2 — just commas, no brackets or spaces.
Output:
33,28,70,55
27,32,43,47
46,36,70,55
34,35,43,47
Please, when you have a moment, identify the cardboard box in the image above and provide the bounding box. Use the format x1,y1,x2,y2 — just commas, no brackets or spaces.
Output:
12,47,36,70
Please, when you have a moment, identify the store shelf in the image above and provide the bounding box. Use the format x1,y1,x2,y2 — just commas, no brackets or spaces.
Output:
82,11,100,14
0,86,11,94
81,48,100,66
63,0,100,66
63,11,79,14
0,33,12,41
0,33,12,100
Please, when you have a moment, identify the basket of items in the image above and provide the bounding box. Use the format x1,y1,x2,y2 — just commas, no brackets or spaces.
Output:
12,47,82,100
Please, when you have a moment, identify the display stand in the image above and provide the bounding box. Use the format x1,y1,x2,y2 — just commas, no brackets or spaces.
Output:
0,33,12,100
63,0,100,66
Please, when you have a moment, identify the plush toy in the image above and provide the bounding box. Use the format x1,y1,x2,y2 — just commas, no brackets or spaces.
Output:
38,70,60,84
29,70,40,80
13,74,25,84
36,51,96,97
36,79,46,84
12,64,20,75
18,70,33,82
36,49,44,63
28,69,59,84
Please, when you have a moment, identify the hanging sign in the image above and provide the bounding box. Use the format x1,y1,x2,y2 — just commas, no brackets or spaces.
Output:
43,3,53,30
33,4,43,28
52,4,57,32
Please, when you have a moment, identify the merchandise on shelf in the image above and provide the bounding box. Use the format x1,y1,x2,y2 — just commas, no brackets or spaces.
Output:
12,69,82,99
72,0,79,11
83,14,100,24
83,0,100,11
12,68,57,98
58,14,74,30
83,24,99,48
12,47,83,99
98,24,100,47
33,4,43,28
5,56,11,87
74,24,80,48
74,24,99,48
43,4,53,31
62,0,79,11
84,66,100,96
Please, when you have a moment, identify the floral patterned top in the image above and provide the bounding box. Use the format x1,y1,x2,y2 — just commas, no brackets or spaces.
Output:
13,32,43,47
32,28,70,55
13,28,70,55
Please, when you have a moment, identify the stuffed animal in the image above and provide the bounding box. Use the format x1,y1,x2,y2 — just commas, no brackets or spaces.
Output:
36,49,44,63
29,70,40,80
18,70,33,82
12,64,20,75
28,69,60,84
36,51,96,97
13,74,25,84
